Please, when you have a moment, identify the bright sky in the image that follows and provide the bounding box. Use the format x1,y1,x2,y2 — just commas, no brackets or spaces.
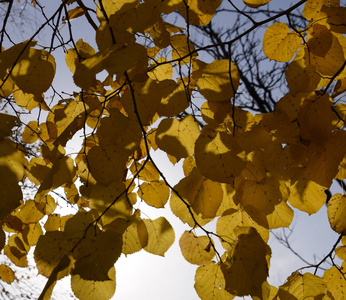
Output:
1,1,343,299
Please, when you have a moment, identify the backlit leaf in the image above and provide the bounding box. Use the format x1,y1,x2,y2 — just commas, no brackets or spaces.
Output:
11,48,55,96
156,115,200,162
323,266,346,300
0,264,15,284
197,59,240,102
195,261,233,300
179,231,215,265
195,128,246,183
263,22,301,62
221,227,271,297
138,181,170,208
71,266,116,300
289,178,326,215
277,272,327,299
243,0,271,8
141,217,175,256
34,156,76,202
327,193,346,234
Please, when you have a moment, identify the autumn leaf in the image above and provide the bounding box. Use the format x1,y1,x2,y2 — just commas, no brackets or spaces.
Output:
179,231,215,265
263,23,301,62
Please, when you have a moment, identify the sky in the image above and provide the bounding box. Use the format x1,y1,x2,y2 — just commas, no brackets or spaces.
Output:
0,0,343,299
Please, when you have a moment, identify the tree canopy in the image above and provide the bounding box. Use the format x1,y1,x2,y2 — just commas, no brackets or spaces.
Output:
0,0,346,299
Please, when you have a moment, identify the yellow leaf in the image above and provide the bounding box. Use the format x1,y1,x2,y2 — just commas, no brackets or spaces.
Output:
122,212,148,255
182,0,221,26
266,200,294,229
263,22,301,62
130,160,160,182
156,115,200,162
234,176,282,215
170,34,197,64
289,178,326,215
19,200,45,224
64,6,85,22
302,0,339,21
65,39,95,74
73,230,122,281
99,0,139,18
0,140,25,219
197,59,240,102
44,214,61,232
335,245,346,260
121,78,163,126
243,0,271,8
34,156,76,202
304,33,345,77
327,193,346,234
82,182,132,226
73,43,147,90
141,217,175,256
179,231,215,265
195,129,246,183
22,222,43,246
323,266,346,300
285,59,321,95
217,207,269,251
302,131,346,187
194,261,234,300
0,264,15,284
277,272,327,299
22,120,39,143
148,57,173,81
170,189,212,227
12,48,56,96
173,167,223,219
34,231,74,278
156,80,190,117
138,181,170,208
87,146,128,185
307,24,333,57
4,234,29,267
221,227,271,297
53,99,85,129
71,266,116,300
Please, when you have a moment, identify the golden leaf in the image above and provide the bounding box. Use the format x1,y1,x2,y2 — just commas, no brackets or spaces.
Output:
138,181,170,208
34,156,76,202
19,200,45,224
122,212,148,255
221,227,271,297
243,0,271,8
170,34,197,64
82,182,132,226
323,266,346,300
0,264,15,284
179,231,215,265
195,129,246,183
263,22,301,62
194,261,233,300
73,230,122,281
197,59,240,102
217,206,269,251
277,272,327,299
11,48,56,97
327,193,346,234
156,115,200,162
140,217,175,256
289,178,326,215
71,266,116,300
